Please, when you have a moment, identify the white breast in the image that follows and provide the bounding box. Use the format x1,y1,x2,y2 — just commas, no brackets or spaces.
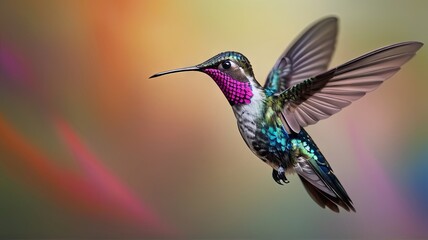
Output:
232,87,265,152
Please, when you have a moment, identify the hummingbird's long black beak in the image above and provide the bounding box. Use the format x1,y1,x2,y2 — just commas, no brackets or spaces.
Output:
149,66,200,78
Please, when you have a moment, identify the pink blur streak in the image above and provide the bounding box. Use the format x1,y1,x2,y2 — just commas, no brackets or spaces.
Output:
0,40,177,236
54,117,177,236
347,122,425,237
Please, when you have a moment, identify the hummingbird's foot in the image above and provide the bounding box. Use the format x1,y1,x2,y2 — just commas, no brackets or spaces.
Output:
272,166,290,185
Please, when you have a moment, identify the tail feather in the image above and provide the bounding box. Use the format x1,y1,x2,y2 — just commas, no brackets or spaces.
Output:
298,175,354,212
291,129,355,212
299,175,339,212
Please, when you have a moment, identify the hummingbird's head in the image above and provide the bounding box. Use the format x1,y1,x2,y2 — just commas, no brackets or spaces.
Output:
150,51,257,105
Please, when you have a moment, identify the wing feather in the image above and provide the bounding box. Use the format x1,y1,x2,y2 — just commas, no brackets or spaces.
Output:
279,41,423,133
264,17,338,95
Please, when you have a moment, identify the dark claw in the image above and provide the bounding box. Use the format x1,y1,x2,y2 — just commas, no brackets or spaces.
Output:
272,167,289,185
272,169,283,185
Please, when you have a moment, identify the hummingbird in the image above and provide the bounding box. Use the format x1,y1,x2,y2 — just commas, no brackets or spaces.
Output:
150,17,423,212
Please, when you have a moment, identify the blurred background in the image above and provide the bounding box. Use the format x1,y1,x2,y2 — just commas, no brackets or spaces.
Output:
0,0,427,238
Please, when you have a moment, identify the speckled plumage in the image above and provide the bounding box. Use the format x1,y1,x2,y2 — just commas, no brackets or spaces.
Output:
151,17,423,212
204,69,253,105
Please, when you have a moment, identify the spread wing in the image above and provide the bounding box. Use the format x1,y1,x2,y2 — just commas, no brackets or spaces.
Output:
278,41,423,133
264,16,338,96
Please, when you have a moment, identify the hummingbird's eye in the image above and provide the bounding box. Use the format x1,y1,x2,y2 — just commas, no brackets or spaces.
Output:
221,60,231,70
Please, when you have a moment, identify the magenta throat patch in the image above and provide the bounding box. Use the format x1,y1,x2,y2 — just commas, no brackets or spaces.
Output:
204,69,253,105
